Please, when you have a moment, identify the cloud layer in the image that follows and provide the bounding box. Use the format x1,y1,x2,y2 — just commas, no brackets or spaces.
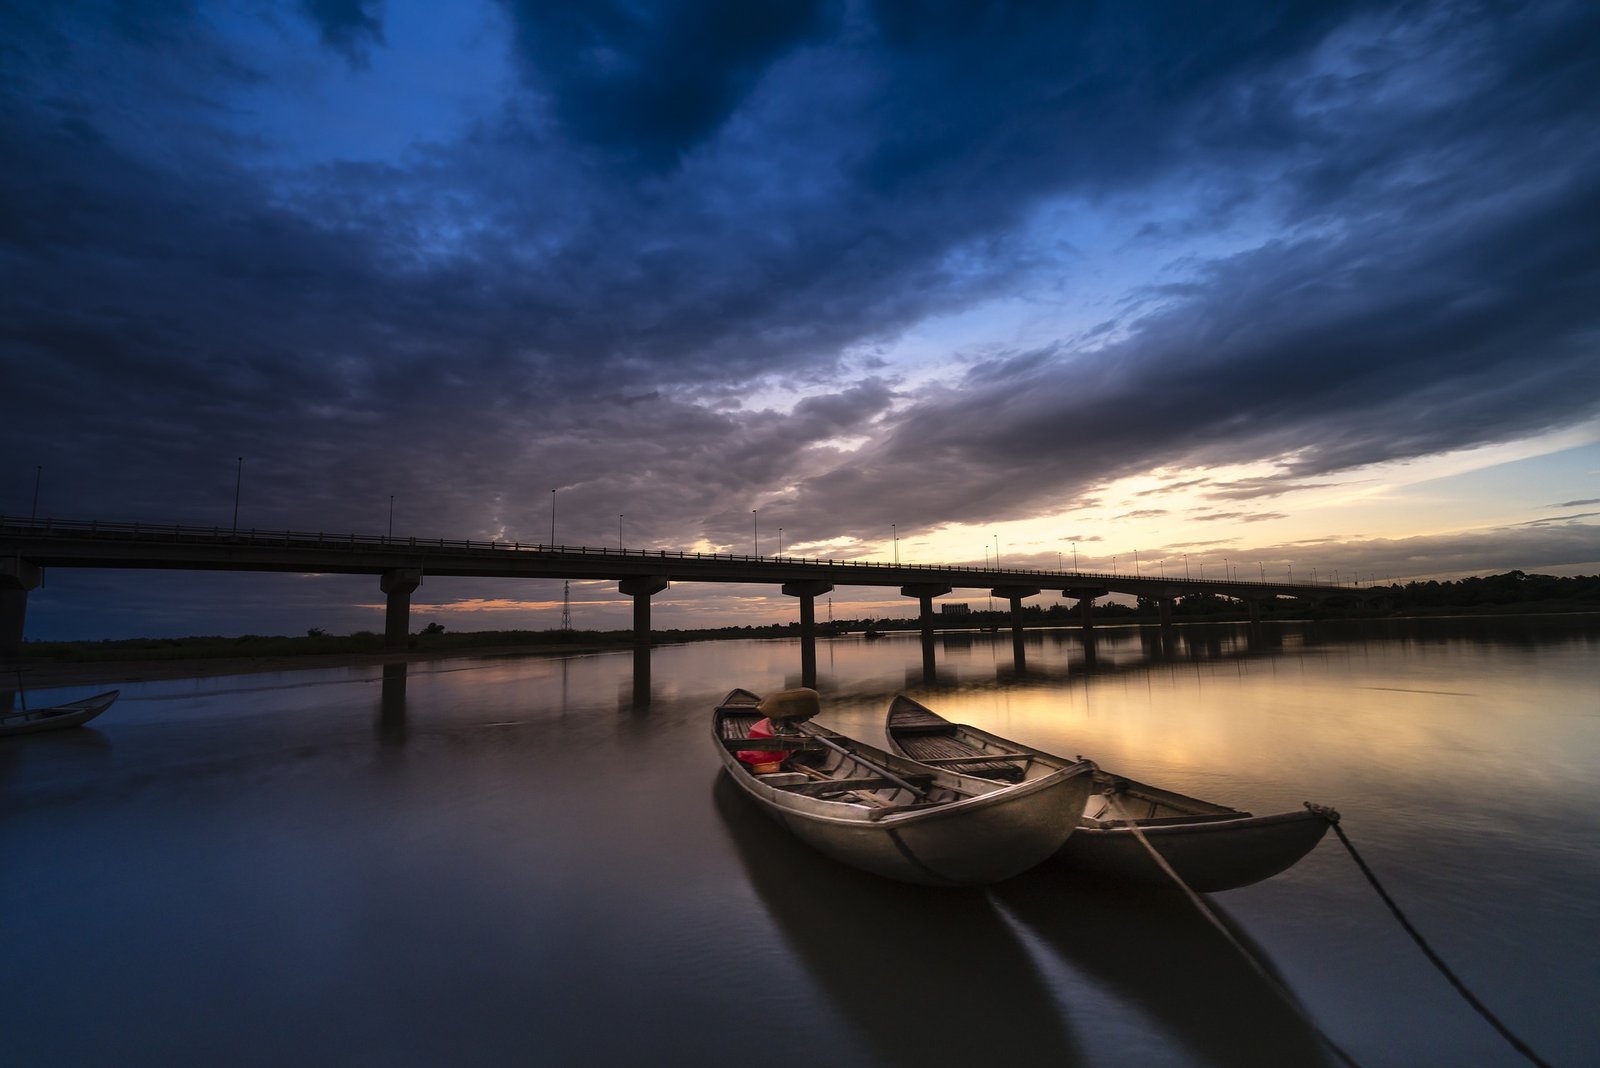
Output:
3,0,1597,635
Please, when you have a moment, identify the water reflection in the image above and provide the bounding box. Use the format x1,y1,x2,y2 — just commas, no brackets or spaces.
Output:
631,644,651,708
995,870,1336,1067
714,774,1083,1066
377,661,407,746
4,615,1595,1066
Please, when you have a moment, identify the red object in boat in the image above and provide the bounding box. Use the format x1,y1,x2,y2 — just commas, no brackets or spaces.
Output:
737,717,788,770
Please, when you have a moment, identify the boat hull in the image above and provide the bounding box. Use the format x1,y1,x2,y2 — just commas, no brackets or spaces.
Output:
1048,809,1332,892
716,690,1094,886
883,694,1332,892
730,764,1094,886
0,690,119,737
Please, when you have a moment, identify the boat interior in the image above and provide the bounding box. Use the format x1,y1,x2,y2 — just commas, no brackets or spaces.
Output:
719,706,969,815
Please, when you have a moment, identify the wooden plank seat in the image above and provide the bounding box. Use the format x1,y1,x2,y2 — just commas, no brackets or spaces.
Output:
778,774,935,797
911,752,1031,766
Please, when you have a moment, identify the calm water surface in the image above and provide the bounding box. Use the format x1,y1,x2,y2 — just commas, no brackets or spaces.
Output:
4,617,1598,1066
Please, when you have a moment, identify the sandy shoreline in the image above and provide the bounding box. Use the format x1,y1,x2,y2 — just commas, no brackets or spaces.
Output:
2,643,620,691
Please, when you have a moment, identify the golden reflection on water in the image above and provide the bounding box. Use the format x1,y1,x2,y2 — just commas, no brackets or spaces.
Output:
6,616,1595,1067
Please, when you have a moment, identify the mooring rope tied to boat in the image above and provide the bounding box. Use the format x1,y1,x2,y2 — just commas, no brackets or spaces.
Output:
1108,792,1554,1068
1103,793,1361,1068
1308,803,1553,1068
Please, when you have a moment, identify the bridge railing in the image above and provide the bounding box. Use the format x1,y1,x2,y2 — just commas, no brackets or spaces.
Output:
0,514,1358,589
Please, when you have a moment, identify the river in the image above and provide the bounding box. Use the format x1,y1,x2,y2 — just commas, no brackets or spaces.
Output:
3,616,1597,1066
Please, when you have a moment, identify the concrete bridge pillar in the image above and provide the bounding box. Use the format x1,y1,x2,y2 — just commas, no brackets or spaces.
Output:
380,569,422,653
619,575,670,646
1158,596,1174,629
901,583,951,674
1065,587,1106,633
783,580,833,688
1,559,44,660
899,584,951,641
1248,599,1263,625
993,586,1039,666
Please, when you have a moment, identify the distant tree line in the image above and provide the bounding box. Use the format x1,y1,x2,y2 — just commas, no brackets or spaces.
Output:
15,571,1594,665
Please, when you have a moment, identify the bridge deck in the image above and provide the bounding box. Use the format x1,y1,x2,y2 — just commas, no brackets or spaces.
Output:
1,515,1358,599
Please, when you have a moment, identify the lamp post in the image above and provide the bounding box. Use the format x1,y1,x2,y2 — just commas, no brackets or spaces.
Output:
232,457,242,531
892,524,898,565
1133,549,1140,576
1073,542,1078,570
388,495,394,539
993,533,999,569
1224,557,1230,583
30,465,41,519
752,510,758,556
550,489,556,545
778,527,783,557
1184,553,1190,580
619,514,624,551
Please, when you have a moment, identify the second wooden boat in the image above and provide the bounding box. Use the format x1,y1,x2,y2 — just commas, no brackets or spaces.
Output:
884,695,1334,892
0,689,119,737
715,688,1096,886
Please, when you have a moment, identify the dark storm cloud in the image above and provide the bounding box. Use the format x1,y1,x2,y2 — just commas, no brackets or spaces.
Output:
499,0,833,171
785,0,1600,535
300,0,385,65
3,0,1599,618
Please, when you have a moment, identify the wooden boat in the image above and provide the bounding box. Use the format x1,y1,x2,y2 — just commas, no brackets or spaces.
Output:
884,695,1334,892
714,688,1096,886
0,689,119,737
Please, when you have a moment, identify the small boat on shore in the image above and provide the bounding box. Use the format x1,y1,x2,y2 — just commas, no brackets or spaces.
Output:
714,688,1096,886
1,689,119,737
884,695,1334,892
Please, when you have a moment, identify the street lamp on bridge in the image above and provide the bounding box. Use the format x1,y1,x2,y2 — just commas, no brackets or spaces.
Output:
233,457,243,532
752,510,758,556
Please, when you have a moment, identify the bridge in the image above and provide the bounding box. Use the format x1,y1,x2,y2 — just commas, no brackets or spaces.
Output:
1,515,1364,677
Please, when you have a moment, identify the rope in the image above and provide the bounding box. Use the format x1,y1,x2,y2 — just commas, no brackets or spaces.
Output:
1104,793,1361,1068
1312,804,1552,1068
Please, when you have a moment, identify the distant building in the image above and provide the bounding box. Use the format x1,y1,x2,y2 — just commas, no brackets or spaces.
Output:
940,603,971,615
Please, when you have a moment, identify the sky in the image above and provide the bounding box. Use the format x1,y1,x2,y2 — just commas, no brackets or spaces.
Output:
3,0,1598,639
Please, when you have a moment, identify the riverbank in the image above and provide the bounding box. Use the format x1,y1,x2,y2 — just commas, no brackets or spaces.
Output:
9,607,1597,692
